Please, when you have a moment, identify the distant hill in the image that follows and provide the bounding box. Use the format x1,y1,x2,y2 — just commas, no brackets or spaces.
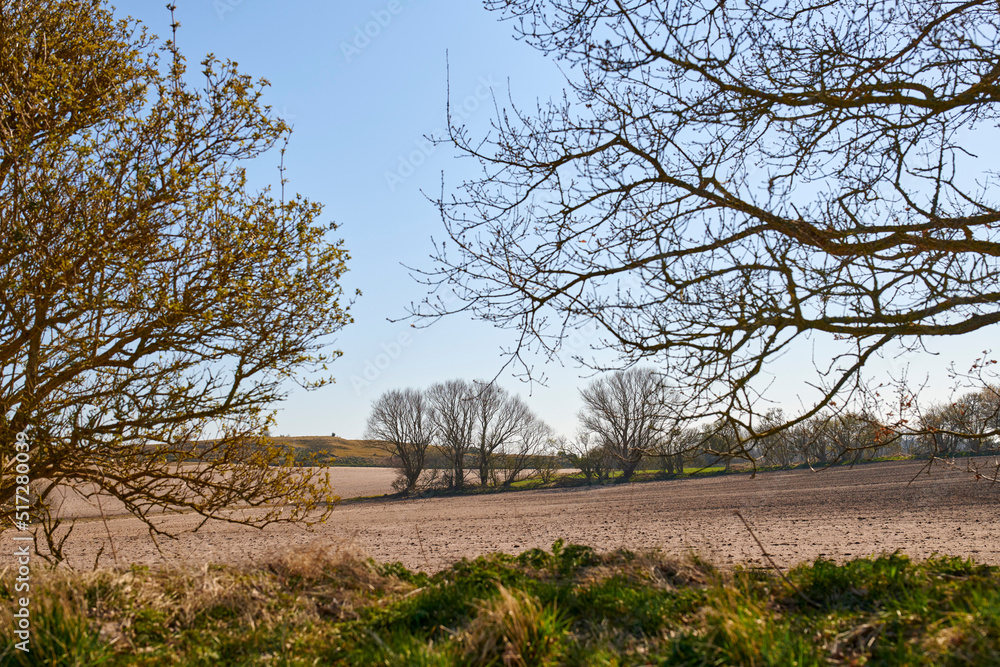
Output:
270,436,388,467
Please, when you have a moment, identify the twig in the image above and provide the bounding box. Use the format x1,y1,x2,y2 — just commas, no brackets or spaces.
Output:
510,499,535,543
929,454,1000,486
95,480,120,568
619,482,636,550
414,524,430,570
92,544,105,572
734,510,820,609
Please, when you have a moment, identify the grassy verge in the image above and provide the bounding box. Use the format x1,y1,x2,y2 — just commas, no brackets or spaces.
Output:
2,542,998,665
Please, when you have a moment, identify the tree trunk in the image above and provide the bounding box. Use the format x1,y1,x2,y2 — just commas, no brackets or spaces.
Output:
477,449,491,486
620,457,640,482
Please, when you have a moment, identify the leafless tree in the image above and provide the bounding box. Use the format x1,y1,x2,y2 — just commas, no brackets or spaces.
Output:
698,419,748,472
497,408,551,486
533,435,563,484
752,409,797,468
918,386,1000,457
918,404,966,458
364,389,432,492
579,368,672,481
470,382,527,486
651,422,699,474
414,0,1000,449
952,386,1000,454
427,379,476,488
821,412,890,464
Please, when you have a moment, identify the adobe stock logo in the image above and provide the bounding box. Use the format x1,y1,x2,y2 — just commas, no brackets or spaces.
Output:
385,75,499,192
350,332,413,395
213,0,250,21
340,0,412,64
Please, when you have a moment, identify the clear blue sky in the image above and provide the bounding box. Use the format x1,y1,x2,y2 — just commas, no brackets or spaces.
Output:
110,1,995,440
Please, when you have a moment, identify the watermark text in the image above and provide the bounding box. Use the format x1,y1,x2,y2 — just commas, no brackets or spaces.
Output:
10,428,32,653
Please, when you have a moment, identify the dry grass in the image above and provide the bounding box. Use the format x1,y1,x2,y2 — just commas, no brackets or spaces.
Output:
0,541,414,664
459,585,567,667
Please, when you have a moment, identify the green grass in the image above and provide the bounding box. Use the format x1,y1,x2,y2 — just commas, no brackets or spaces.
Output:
3,543,999,665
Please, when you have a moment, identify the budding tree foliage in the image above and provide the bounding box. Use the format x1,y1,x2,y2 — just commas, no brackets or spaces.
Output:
0,1,353,559
414,0,1000,449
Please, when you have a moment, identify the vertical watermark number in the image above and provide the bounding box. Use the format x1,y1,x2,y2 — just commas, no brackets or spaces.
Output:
10,428,32,653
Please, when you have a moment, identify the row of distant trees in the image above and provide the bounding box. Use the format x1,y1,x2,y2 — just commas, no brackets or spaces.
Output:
731,390,1000,470
367,368,1000,491
569,369,1000,479
364,380,553,491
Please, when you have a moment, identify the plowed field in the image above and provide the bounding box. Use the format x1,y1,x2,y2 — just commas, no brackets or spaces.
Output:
48,459,1000,571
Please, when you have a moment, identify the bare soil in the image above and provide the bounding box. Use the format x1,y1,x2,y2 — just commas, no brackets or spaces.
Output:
42,466,403,520
32,459,1000,572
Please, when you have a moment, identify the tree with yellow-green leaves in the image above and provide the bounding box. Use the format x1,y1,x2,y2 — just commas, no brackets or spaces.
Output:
0,1,353,561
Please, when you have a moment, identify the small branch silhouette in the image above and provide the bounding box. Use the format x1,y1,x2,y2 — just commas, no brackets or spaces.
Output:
735,509,820,609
